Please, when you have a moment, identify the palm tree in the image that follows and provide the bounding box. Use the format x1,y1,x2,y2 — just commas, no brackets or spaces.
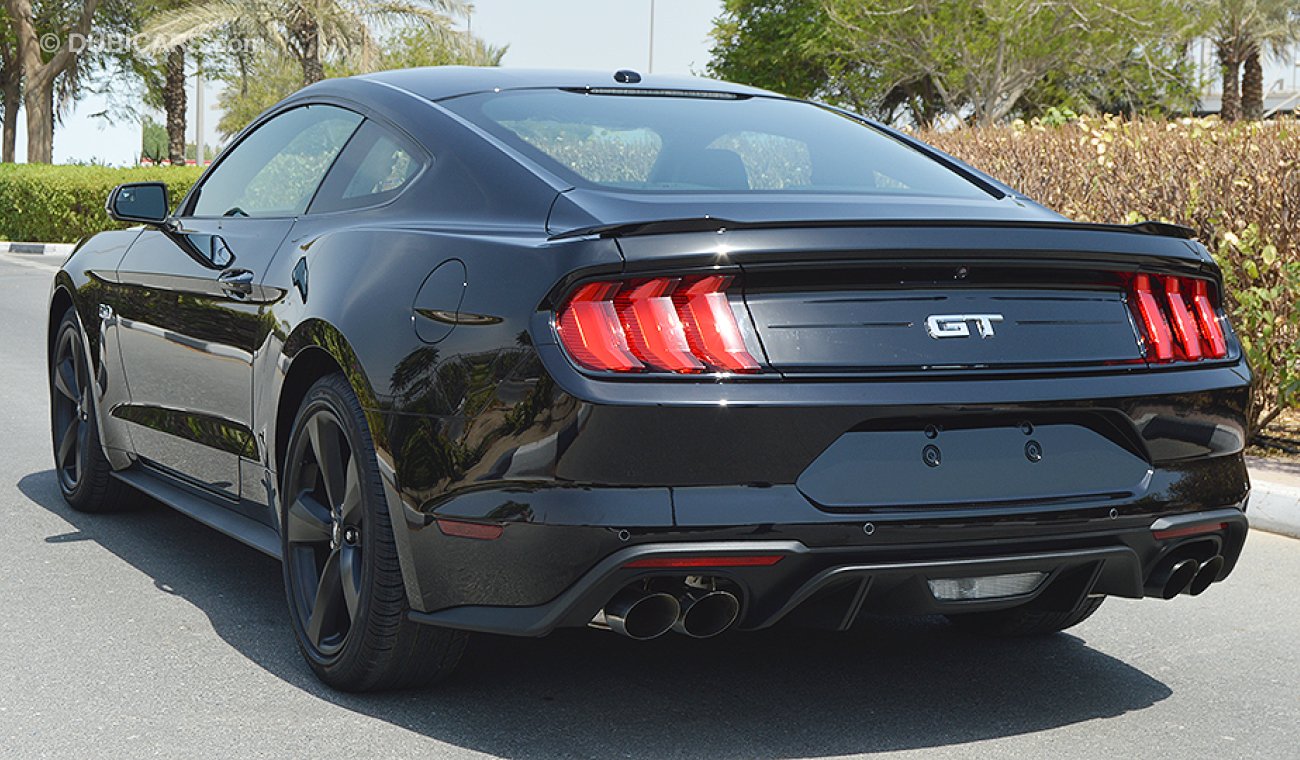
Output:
142,0,471,87
1211,0,1300,121
1241,2,1299,118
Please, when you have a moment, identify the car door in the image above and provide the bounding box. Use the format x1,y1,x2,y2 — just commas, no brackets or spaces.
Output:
112,104,363,505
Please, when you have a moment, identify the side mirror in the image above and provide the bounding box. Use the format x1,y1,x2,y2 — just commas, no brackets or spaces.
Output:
106,182,169,226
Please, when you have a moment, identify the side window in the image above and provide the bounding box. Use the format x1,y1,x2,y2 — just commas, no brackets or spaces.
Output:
308,121,426,214
189,105,362,218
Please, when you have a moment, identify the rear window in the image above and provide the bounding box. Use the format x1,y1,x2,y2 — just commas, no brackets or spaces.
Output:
441,89,990,198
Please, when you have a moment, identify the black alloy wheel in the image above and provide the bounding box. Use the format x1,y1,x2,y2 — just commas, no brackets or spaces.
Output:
281,373,466,691
49,308,122,512
284,405,365,657
51,319,92,494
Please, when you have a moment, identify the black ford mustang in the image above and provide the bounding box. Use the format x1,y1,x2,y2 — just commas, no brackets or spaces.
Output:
48,67,1251,691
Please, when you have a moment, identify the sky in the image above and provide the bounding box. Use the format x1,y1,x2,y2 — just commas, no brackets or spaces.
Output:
27,0,724,167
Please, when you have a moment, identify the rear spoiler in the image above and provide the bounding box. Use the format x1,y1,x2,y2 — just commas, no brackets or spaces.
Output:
549,217,1197,242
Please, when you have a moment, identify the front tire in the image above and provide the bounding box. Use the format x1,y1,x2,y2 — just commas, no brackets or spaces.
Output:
281,373,466,691
50,307,124,513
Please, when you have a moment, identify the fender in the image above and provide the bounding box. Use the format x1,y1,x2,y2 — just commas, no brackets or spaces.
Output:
48,231,143,470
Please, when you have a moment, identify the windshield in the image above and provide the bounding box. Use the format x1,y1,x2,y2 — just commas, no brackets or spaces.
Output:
441,89,992,198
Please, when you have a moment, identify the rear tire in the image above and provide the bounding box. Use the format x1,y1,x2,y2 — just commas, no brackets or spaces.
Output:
281,373,467,691
50,307,125,513
945,596,1105,637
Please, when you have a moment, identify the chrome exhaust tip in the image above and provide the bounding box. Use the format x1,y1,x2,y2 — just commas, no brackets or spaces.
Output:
602,589,680,640
672,590,741,639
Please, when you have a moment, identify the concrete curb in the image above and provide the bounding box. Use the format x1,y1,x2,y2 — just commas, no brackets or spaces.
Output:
1247,474,1300,540
0,241,73,257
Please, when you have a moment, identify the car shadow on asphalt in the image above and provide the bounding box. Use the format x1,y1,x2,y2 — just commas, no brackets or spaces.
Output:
18,469,1171,758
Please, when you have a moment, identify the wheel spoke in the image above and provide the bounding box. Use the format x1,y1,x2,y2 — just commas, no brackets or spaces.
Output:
339,544,361,621
53,358,79,402
306,548,344,648
56,417,78,467
339,456,363,523
308,415,347,508
69,334,86,388
286,492,332,544
72,423,85,483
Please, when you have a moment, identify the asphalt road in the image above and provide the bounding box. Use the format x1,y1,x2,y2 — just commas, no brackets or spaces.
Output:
1,253,1298,760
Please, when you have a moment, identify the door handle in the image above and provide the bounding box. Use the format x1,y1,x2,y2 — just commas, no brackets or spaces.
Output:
217,268,255,295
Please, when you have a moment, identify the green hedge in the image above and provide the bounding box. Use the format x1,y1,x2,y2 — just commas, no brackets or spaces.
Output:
0,164,204,244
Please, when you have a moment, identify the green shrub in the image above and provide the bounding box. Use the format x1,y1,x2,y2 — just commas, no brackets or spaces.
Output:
923,117,1300,440
0,164,203,244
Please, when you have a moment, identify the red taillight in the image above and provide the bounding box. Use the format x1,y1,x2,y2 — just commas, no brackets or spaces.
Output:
674,276,761,373
624,555,784,569
1128,274,1228,365
1132,274,1175,362
1163,278,1202,361
556,275,762,374
555,282,644,372
615,278,705,373
1191,279,1228,359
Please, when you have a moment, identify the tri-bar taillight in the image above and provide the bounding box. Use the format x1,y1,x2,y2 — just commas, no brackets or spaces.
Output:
1128,274,1228,363
556,275,762,374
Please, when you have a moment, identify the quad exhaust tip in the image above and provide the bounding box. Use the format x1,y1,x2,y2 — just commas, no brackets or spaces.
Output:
1147,558,1200,599
673,590,741,639
1145,553,1227,599
602,589,680,640
597,584,742,640
1188,555,1225,596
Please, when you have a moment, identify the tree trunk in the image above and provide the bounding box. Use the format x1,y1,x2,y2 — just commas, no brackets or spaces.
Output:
1220,59,1241,121
288,11,324,85
1,71,18,163
1242,48,1264,120
5,0,101,163
22,83,53,164
163,46,187,164
299,52,324,86
0,40,17,163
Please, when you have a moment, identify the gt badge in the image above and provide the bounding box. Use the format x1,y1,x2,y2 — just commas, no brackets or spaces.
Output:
925,313,1004,339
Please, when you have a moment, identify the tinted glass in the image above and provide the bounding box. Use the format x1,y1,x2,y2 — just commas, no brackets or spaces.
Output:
112,183,168,221
443,90,990,198
190,105,362,217
309,121,424,214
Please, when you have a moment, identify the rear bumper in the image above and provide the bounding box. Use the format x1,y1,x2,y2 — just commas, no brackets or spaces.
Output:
375,357,1253,630
408,507,1248,636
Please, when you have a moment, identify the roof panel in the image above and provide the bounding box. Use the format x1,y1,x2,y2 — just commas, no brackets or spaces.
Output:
357,66,777,101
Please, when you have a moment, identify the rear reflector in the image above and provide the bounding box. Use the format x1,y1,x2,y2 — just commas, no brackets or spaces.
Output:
1152,521,1228,541
624,555,784,569
436,519,504,541
557,275,761,374
1128,274,1228,364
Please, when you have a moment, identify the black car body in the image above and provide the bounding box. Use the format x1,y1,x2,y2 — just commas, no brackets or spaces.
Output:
48,68,1251,690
